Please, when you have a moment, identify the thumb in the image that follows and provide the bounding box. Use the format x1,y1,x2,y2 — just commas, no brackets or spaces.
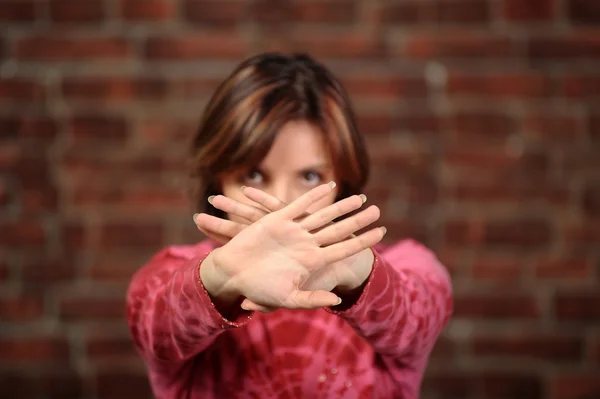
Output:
288,290,341,310
241,299,277,313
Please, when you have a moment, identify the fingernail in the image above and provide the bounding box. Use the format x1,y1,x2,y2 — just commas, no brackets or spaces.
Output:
240,185,247,191
359,194,367,203
193,213,200,223
241,304,248,311
207,195,215,205
381,226,387,235
328,181,336,188
335,297,342,306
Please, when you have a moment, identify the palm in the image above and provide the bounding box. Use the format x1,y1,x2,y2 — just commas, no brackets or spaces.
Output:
196,183,384,311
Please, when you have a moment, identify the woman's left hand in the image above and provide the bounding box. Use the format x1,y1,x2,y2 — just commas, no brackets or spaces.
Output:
194,187,379,313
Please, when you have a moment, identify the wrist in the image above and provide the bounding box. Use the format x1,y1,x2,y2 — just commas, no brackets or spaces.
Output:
336,248,374,293
200,249,241,302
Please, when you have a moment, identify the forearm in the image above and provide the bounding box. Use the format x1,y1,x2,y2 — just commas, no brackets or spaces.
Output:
328,243,453,358
127,250,252,364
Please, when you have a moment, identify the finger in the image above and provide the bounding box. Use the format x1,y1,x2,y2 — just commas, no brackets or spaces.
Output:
210,195,268,223
241,299,277,313
193,213,245,238
240,186,287,212
277,182,337,220
300,194,366,232
313,205,381,246
322,226,387,264
196,225,231,245
284,289,341,309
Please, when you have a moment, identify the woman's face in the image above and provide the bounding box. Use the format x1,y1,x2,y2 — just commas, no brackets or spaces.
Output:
220,120,339,222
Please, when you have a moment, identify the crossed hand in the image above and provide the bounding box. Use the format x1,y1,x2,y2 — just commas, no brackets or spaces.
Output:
194,182,386,313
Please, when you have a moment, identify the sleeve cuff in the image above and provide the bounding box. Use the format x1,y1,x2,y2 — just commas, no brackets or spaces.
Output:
194,253,255,329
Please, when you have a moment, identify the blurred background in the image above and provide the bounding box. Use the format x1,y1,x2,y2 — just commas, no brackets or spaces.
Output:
1,0,599,398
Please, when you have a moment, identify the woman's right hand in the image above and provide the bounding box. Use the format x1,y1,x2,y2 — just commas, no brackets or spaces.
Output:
195,182,385,311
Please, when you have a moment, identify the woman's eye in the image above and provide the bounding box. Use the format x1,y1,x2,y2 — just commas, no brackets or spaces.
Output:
303,171,322,185
244,170,264,185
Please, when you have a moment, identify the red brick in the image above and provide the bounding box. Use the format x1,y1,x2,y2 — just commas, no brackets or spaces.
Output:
72,185,187,212
0,260,8,282
0,295,44,321
429,335,455,359
86,336,137,360
0,0,37,21
535,257,592,279
0,78,45,101
62,151,167,181
0,337,70,363
480,372,542,399
403,32,515,59
61,221,88,249
550,374,600,399
471,258,523,280
99,223,164,248
342,76,427,99
434,0,491,24
568,0,600,24
88,253,148,281
447,111,516,142
562,75,600,98
184,0,246,26
0,220,45,246
384,0,490,25
529,34,600,60
356,113,396,135
444,149,549,182
590,113,600,144
422,371,472,399
291,32,385,59
60,297,125,320
62,77,167,101
67,115,129,144
565,221,600,248
582,185,600,216
39,372,84,399
381,220,430,245
50,0,105,23
120,0,175,20
554,292,600,321
592,334,600,363
447,73,553,97
21,256,76,284
96,371,152,399
381,1,421,24
136,119,195,148
472,334,583,361
445,219,551,248
145,34,247,60
168,77,222,99
397,113,441,134
0,116,57,141
291,0,357,24
453,294,540,319
523,112,586,145
15,36,130,60
0,180,11,208
21,185,59,214
502,0,557,21
450,183,569,206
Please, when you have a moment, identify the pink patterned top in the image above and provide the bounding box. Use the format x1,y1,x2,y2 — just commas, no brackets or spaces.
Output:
126,239,453,399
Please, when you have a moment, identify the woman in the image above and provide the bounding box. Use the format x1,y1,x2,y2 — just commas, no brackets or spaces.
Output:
126,53,453,399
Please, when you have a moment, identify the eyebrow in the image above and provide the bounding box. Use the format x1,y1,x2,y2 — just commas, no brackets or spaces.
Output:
254,163,332,174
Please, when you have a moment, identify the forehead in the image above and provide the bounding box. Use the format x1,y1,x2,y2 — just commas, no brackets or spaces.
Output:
259,120,332,169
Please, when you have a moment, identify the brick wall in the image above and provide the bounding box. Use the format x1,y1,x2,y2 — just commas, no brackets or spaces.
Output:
1,0,599,398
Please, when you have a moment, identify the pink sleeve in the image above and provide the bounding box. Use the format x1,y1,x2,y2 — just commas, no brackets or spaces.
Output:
327,240,453,392
126,244,253,365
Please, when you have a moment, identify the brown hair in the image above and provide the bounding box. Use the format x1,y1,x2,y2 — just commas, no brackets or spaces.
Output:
190,52,370,217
